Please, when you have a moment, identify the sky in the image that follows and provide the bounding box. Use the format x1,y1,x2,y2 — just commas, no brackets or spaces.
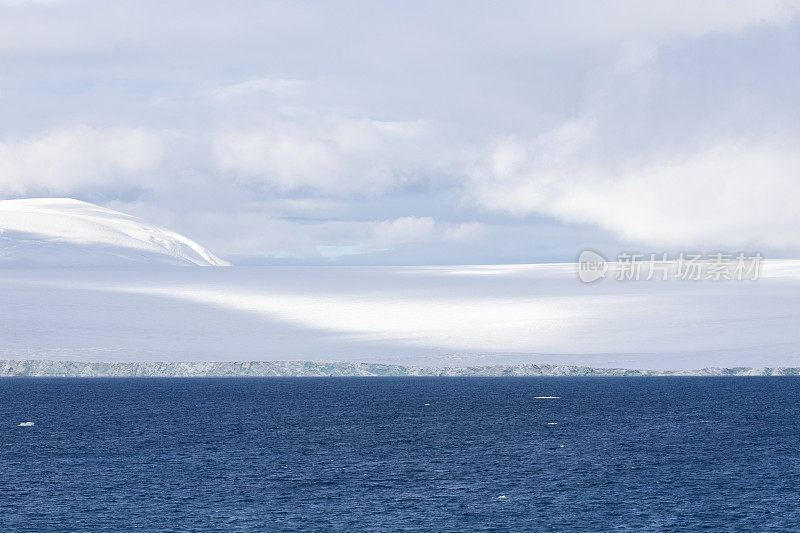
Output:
1,0,799,265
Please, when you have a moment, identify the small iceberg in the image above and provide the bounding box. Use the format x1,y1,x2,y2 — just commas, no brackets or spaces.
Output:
534,396,560,399
18,421,34,427
546,422,558,426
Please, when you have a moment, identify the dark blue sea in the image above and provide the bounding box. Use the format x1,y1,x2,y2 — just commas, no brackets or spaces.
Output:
2,378,800,531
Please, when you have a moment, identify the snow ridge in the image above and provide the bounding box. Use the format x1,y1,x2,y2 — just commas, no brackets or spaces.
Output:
0,198,228,267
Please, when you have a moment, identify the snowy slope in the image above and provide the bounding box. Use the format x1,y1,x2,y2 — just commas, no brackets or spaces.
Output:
0,198,798,369
1,262,800,369
0,198,228,266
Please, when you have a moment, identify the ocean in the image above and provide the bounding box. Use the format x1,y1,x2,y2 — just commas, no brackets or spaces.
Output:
2,377,799,531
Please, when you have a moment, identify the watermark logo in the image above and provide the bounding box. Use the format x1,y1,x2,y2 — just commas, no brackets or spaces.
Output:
576,250,763,283
577,249,608,283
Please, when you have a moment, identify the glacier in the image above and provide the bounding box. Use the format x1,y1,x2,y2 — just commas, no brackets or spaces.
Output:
2,360,799,377
2,198,800,371
1,261,800,370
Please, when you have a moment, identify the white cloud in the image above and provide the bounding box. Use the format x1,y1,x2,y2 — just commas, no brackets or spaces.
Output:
212,115,434,196
0,0,64,5
370,216,435,245
466,26,800,252
1,0,799,263
565,0,798,40
0,126,164,196
442,222,487,242
471,129,800,249
0,1,795,57
148,211,487,260
204,78,306,100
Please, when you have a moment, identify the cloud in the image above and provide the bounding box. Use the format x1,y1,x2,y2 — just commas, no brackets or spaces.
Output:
204,78,306,100
159,211,487,261
212,115,436,196
558,0,798,40
369,216,435,245
0,126,164,196
465,27,800,252
0,0,64,5
1,1,795,57
471,124,800,249
2,1,800,263
442,222,487,242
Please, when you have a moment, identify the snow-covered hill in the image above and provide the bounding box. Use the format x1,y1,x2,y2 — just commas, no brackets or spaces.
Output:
0,198,228,266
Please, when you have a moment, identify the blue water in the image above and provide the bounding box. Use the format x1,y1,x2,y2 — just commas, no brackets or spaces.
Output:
2,378,800,531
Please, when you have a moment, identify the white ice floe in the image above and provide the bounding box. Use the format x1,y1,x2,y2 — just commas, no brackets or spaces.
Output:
18,422,34,427
534,396,561,399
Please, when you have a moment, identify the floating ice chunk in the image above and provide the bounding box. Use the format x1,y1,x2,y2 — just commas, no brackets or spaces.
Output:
534,396,561,399
424,403,431,406
18,421,34,427
546,422,558,426
497,495,507,499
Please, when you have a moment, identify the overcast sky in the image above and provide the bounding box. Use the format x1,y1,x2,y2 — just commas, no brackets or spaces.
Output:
1,0,799,264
